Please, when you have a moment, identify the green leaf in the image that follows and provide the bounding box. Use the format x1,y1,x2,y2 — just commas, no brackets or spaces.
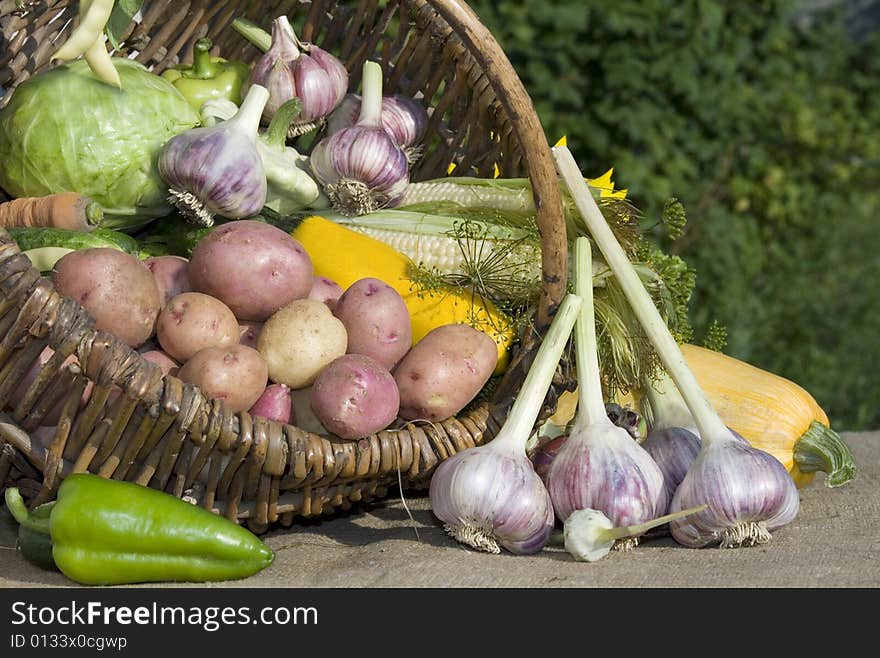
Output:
105,0,145,50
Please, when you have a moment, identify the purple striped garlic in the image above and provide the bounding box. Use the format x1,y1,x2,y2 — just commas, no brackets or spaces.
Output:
429,294,582,555
158,85,269,227
555,144,800,550
545,238,668,550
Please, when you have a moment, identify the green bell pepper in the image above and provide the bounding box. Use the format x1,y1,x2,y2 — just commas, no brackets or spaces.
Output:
14,501,59,572
161,37,250,112
4,474,274,585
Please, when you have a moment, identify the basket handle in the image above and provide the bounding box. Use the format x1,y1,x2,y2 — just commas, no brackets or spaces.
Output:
427,0,569,333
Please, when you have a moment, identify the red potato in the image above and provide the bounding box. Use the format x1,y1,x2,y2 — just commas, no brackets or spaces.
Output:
142,255,192,307
188,220,314,321
177,344,269,413
248,383,295,425
310,354,400,440
238,320,263,349
333,277,413,370
52,247,162,347
140,349,180,378
393,323,498,422
156,291,240,363
308,275,344,309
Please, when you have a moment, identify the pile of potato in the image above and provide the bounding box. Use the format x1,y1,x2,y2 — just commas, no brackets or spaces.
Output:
35,220,500,440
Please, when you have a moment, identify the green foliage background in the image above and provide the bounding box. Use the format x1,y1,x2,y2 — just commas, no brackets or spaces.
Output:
469,0,880,431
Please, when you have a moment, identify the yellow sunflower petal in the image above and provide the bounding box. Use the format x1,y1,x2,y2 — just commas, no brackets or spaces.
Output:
587,167,628,199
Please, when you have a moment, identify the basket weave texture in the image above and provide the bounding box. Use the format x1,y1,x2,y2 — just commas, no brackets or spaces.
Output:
0,0,571,533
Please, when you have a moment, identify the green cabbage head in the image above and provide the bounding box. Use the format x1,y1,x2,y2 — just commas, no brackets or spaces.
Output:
0,58,201,231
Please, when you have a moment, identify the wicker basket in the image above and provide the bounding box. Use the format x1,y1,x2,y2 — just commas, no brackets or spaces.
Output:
0,0,572,533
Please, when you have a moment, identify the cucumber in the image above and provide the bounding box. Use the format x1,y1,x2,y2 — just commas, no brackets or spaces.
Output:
7,227,140,255
90,228,141,255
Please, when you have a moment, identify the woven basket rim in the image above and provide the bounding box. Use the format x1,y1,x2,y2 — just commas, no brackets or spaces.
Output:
0,0,572,532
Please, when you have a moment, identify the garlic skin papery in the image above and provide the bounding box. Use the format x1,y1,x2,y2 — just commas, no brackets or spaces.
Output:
642,371,752,508
248,15,348,134
326,92,429,164
430,447,557,555
562,504,708,562
545,238,668,549
641,373,703,499
429,293,583,555
555,144,801,550
310,60,410,217
548,423,669,532
531,402,644,482
669,439,800,548
200,98,328,214
641,426,700,503
159,85,269,227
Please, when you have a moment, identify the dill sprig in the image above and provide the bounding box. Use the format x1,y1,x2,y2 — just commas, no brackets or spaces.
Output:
406,214,542,337
702,320,729,352
661,197,688,241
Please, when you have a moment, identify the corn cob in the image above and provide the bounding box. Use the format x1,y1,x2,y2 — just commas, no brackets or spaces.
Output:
322,208,544,302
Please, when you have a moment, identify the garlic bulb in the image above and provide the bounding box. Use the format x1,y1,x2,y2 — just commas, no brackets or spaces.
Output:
326,92,429,164
309,60,410,216
200,97,328,214
429,293,582,555
545,238,668,549
248,15,348,134
563,504,707,562
532,403,643,482
669,438,800,547
548,423,668,530
642,371,751,504
430,447,557,555
555,144,800,550
159,85,269,227
641,426,701,502
641,373,703,498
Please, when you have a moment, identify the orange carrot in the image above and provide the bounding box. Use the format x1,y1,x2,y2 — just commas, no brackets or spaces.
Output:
0,193,103,231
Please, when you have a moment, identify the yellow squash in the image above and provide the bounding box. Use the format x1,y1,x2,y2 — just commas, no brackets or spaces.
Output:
680,343,855,488
291,215,516,374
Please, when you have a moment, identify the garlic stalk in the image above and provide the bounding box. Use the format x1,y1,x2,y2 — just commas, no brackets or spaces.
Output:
560,504,707,562
428,293,583,555
309,60,410,216
554,145,800,549
259,97,329,212
641,371,749,498
545,237,668,549
159,84,269,227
